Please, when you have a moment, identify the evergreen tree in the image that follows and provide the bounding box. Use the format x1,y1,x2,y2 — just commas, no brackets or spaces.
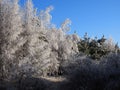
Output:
77,34,119,60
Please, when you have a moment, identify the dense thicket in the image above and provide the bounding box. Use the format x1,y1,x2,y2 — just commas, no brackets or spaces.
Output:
0,0,120,90
0,0,79,80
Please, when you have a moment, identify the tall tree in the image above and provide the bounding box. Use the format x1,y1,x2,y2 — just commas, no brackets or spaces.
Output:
0,0,24,80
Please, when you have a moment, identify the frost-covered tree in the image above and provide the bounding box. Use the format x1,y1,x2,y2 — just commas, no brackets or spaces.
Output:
0,0,25,80
17,0,51,77
103,37,119,54
45,27,79,75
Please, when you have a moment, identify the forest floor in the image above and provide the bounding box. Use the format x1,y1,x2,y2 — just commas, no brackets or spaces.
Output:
0,76,68,90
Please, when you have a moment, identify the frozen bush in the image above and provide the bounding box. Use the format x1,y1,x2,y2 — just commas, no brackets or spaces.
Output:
62,53,120,90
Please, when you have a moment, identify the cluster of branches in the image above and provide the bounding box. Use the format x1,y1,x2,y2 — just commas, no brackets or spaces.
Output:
78,33,120,60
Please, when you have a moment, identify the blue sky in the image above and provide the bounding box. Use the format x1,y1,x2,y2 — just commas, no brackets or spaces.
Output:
19,0,120,45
